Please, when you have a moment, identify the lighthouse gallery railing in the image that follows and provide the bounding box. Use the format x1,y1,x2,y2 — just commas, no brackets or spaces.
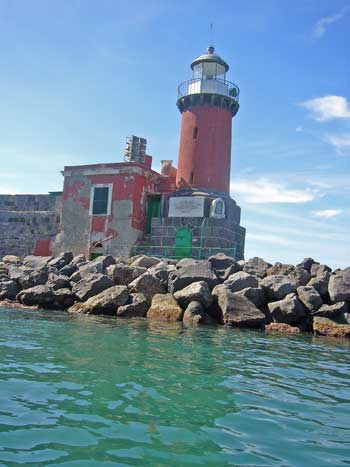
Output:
177,78,240,102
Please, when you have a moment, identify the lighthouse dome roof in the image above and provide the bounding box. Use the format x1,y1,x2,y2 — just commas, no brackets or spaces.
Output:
191,46,229,72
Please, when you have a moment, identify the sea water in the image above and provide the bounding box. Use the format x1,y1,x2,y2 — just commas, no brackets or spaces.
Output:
0,306,349,466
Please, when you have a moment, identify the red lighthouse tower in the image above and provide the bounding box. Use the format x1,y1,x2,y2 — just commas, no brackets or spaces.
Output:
176,46,239,193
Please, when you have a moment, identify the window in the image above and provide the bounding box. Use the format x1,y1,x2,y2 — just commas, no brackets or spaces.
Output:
193,127,198,139
90,185,112,215
210,198,225,218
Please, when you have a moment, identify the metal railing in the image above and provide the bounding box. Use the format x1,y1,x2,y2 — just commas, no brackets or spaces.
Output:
177,78,239,101
132,244,237,260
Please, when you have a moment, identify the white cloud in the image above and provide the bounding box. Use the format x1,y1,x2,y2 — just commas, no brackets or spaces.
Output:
300,96,350,121
312,7,349,39
231,178,317,204
326,133,350,154
312,209,342,218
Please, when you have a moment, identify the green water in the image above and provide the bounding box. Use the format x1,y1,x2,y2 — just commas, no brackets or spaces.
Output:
0,307,349,467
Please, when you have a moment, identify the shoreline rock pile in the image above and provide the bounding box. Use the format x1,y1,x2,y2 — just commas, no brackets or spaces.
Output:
0,252,349,338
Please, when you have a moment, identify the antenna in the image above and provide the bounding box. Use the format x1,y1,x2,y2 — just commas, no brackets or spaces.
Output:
210,22,213,46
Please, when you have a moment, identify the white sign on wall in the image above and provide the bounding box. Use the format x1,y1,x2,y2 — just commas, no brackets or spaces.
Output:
168,196,205,217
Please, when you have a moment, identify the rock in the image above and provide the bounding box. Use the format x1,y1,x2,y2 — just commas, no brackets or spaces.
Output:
296,257,317,272
148,262,176,288
130,255,161,269
71,254,87,266
90,255,116,271
46,273,71,290
224,271,259,292
211,284,231,301
266,263,310,287
2,255,21,265
265,323,301,334
296,286,323,313
129,272,166,303
268,295,306,325
313,302,348,319
182,301,215,325
117,293,149,318
69,270,83,283
70,285,129,315
310,263,332,277
7,265,32,282
208,253,239,280
147,294,184,322
236,260,246,270
48,252,74,270
0,280,20,300
23,255,51,269
53,288,76,308
243,257,271,279
17,285,56,306
174,281,213,309
261,275,296,301
168,262,219,293
72,273,114,302
307,272,330,297
234,286,266,309
176,258,202,269
107,264,147,285
328,270,350,302
313,317,350,338
59,263,78,277
18,269,49,289
217,290,266,328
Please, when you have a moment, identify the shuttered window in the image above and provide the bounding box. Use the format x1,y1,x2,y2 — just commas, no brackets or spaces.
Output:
92,187,110,215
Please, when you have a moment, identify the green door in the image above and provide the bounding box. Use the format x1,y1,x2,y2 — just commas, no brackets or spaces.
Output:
173,227,192,259
146,196,161,234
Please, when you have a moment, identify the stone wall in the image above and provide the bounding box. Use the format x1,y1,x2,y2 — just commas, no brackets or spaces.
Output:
0,194,62,258
135,216,246,260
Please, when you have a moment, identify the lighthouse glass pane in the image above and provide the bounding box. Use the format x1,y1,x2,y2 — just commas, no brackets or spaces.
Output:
202,62,216,79
92,187,109,215
192,63,202,79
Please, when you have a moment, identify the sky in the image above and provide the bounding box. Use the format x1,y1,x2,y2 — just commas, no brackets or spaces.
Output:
0,0,349,268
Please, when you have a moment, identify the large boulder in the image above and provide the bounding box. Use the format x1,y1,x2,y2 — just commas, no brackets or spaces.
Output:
328,270,350,302
307,271,330,297
130,255,161,269
72,273,114,302
53,288,76,308
261,275,296,301
23,255,51,269
296,286,323,313
176,258,202,269
7,265,32,282
129,272,166,303
90,255,116,271
71,254,87,267
18,269,49,290
183,301,215,325
168,262,219,293
217,290,266,328
265,323,301,334
313,317,350,338
313,302,348,319
243,257,271,279
234,286,266,309
70,285,128,315
59,263,78,278
17,285,56,306
174,281,213,309
107,263,147,286
2,255,21,265
147,294,184,322
224,271,259,292
268,295,306,325
148,262,176,288
47,274,71,291
117,293,149,318
266,263,310,287
48,252,74,270
0,280,20,300
296,257,317,272
208,253,239,281
310,263,332,278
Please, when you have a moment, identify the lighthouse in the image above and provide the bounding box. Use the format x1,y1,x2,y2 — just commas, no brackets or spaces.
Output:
176,46,239,193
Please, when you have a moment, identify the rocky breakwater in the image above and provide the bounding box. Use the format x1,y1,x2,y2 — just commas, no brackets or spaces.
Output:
0,252,350,338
